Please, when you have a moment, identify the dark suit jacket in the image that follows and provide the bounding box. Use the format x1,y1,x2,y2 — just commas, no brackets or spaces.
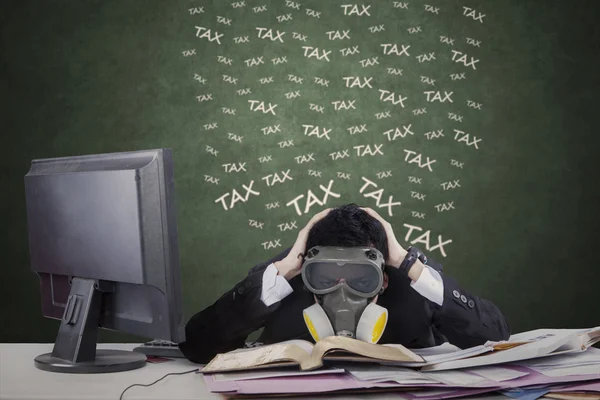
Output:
179,246,511,364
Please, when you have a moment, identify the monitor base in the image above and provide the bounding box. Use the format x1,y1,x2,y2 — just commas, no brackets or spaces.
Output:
34,349,146,373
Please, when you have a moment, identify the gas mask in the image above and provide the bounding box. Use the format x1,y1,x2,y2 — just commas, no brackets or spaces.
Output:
301,246,388,344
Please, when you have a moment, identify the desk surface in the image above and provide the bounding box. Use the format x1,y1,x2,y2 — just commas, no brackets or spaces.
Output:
0,343,516,400
0,343,218,400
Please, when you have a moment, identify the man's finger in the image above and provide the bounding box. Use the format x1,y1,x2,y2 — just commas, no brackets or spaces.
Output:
367,207,386,223
300,207,333,239
367,207,382,219
309,207,332,224
362,207,381,220
363,207,392,229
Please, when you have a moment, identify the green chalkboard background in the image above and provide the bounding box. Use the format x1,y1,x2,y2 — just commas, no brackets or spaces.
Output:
1,0,599,344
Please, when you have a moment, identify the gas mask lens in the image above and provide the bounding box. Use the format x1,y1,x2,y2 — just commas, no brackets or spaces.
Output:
304,262,381,295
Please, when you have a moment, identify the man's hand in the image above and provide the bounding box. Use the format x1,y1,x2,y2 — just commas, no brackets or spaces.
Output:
360,207,424,282
274,207,333,280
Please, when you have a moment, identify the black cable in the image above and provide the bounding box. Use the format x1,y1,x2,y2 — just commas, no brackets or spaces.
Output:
119,368,199,400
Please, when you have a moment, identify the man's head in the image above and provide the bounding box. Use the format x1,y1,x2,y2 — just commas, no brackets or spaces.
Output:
301,205,391,342
305,203,389,265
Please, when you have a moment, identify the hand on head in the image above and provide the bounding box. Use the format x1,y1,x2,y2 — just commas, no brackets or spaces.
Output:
359,207,407,268
274,207,333,280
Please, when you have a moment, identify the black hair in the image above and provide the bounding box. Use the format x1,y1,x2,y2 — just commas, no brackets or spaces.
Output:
305,203,389,263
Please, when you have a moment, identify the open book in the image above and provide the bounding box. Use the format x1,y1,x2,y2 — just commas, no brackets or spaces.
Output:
200,336,424,373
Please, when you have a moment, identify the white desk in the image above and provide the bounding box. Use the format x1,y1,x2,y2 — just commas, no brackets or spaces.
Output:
0,343,516,400
0,343,219,400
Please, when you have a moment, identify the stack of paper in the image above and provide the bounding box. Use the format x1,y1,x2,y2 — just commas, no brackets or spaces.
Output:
200,326,600,399
421,326,600,371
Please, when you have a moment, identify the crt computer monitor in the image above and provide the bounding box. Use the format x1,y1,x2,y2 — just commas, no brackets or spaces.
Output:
24,148,185,373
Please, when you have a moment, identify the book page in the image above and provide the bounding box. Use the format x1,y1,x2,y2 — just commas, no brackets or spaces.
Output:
227,339,314,354
279,339,315,354
201,342,312,373
313,336,424,365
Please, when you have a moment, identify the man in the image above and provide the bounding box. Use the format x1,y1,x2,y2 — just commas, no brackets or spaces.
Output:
179,204,510,364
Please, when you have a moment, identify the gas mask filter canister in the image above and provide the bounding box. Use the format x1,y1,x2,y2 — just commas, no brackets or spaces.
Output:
301,246,388,344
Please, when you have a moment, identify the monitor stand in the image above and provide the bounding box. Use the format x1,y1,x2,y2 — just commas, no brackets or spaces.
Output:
34,277,147,373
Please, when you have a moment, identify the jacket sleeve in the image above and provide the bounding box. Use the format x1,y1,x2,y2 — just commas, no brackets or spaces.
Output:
178,247,292,363
423,257,511,349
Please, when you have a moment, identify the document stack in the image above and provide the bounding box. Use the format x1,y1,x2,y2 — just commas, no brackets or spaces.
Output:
199,327,600,399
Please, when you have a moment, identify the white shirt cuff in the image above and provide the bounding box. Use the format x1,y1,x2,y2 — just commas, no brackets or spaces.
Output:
260,263,295,307
410,265,444,306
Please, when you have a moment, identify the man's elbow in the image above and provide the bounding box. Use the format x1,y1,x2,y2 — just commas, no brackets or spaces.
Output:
476,314,511,345
179,336,236,364
495,314,511,341
443,316,511,349
178,335,216,364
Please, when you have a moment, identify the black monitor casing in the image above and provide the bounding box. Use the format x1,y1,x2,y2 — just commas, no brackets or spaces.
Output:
24,148,185,373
